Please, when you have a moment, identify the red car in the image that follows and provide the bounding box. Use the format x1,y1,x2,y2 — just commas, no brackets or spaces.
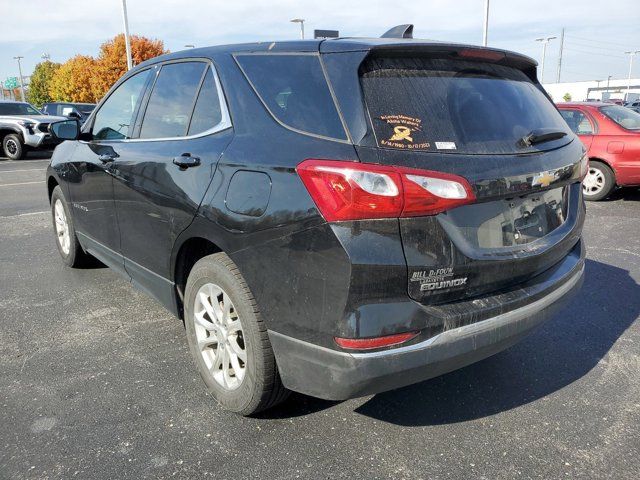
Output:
557,102,640,200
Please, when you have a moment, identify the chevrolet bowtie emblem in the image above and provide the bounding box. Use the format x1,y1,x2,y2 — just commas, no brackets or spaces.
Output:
389,125,413,142
532,172,556,188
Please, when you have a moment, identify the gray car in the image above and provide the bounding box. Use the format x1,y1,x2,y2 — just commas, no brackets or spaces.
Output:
0,101,67,159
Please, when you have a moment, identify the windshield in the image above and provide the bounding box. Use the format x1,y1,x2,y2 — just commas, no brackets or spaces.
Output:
360,57,570,155
76,104,95,114
600,105,640,130
0,103,42,115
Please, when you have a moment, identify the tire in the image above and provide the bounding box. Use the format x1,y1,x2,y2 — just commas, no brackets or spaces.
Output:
3,134,25,160
582,160,615,201
50,186,90,267
184,252,289,415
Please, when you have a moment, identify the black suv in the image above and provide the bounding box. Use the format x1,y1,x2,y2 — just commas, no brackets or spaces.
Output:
47,34,586,415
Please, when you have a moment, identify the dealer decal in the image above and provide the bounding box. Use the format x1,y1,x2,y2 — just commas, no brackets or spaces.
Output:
411,268,468,291
378,115,430,150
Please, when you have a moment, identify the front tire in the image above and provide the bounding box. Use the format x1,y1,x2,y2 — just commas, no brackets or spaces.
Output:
583,160,615,201
50,186,90,267
3,134,25,160
184,253,289,415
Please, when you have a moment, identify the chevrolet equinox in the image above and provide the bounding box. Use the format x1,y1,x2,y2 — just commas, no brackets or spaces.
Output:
46,31,586,415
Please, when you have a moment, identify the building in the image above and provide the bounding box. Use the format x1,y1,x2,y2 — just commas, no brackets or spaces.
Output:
543,78,640,103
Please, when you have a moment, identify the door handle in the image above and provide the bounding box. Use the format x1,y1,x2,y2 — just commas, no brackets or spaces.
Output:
98,153,119,163
173,153,201,169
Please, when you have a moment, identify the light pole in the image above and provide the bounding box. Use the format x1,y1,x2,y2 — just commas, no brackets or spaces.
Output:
535,36,557,84
13,56,26,102
482,0,489,46
184,44,195,49
290,18,305,39
624,50,639,101
120,0,133,70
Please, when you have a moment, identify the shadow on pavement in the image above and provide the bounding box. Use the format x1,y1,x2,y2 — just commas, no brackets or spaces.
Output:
603,187,640,202
264,259,638,424
0,151,53,161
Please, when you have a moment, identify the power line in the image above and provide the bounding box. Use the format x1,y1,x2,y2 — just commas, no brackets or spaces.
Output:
563,47,627,60
565,40,632,53
565,34,638,49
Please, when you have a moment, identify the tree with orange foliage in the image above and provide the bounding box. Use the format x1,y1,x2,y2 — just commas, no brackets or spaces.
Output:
92,34,167,99
49,55,98,103
49,55,99,103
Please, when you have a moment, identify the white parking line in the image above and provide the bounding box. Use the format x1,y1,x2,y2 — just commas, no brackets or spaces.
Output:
0,181,44,187
0,210,48,218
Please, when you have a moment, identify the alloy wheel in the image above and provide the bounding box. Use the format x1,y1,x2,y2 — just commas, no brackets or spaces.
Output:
583,166,605,196
54,199,71,255
6,139,18,156
193,283,247,390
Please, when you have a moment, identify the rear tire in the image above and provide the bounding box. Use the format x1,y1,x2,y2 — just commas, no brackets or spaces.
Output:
3,134,25,160
583,160,615,201
50,186,90,267
184,252,289,415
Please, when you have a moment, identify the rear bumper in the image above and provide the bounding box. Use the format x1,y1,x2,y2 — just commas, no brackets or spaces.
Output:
269,250,584,401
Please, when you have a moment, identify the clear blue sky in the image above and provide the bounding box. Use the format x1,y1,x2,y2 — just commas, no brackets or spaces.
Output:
1,0,639,86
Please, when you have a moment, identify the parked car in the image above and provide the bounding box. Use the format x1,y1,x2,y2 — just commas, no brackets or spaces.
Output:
557,102,640,200
42,102,96,123
0,101,67,159
46,33,586,415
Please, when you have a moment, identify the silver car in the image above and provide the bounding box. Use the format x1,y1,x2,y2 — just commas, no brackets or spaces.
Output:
0,101,67,159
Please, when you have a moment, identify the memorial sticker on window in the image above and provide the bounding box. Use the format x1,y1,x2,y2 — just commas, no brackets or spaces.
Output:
378,115,430,150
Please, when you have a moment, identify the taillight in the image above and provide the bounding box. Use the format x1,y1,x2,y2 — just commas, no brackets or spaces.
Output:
334,331,419,350
296,159,475,221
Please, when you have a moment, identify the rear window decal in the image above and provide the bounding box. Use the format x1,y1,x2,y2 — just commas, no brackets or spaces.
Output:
378,114,430,150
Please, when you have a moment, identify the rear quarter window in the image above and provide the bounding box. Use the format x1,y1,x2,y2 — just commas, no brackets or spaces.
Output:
235,54,347,140
360,57,570,154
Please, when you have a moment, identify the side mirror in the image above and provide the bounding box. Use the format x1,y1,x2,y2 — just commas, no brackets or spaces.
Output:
68,111,81,119
49,119,80,140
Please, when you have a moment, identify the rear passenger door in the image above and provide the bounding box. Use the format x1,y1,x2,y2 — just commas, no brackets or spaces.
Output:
559,108,595,151
110,59,233,308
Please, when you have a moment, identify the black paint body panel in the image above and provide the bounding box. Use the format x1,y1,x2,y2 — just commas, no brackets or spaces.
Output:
46,38,586,399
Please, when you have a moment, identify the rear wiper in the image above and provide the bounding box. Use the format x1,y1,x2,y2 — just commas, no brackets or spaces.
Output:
518,128,567,148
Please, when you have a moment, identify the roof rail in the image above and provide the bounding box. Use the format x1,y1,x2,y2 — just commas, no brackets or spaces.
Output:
380,24,414,39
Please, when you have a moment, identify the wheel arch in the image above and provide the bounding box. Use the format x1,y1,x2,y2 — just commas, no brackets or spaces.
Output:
47,176,59,204
0,127,24,145
172,233,224,319
588,157,617,184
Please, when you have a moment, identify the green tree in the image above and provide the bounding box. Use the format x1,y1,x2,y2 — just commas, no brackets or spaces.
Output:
26,61,61,108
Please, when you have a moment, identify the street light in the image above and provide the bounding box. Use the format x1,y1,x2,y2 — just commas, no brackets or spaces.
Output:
184,44,195,49
535,36,557,84
482,0,490,47
290,18,305,39
13,56,26,102
624,50,640,101
120,0,133,70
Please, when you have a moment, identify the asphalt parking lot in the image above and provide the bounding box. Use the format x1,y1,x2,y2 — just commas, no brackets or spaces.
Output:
1,154,639,480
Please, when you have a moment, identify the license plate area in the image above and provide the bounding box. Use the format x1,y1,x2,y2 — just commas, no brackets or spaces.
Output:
441,186,568,249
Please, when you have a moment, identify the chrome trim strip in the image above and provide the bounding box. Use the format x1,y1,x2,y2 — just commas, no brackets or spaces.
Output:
269,264,584,360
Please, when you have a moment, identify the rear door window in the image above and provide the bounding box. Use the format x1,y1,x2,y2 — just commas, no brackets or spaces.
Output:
140,62,206,139
360,57,570,154
559,109,594,135
235,54,346,140
187,67,223,136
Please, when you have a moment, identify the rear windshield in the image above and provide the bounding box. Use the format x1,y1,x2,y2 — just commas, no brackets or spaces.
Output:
361,57,570,154
600,105,640,130
235,54,346,140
